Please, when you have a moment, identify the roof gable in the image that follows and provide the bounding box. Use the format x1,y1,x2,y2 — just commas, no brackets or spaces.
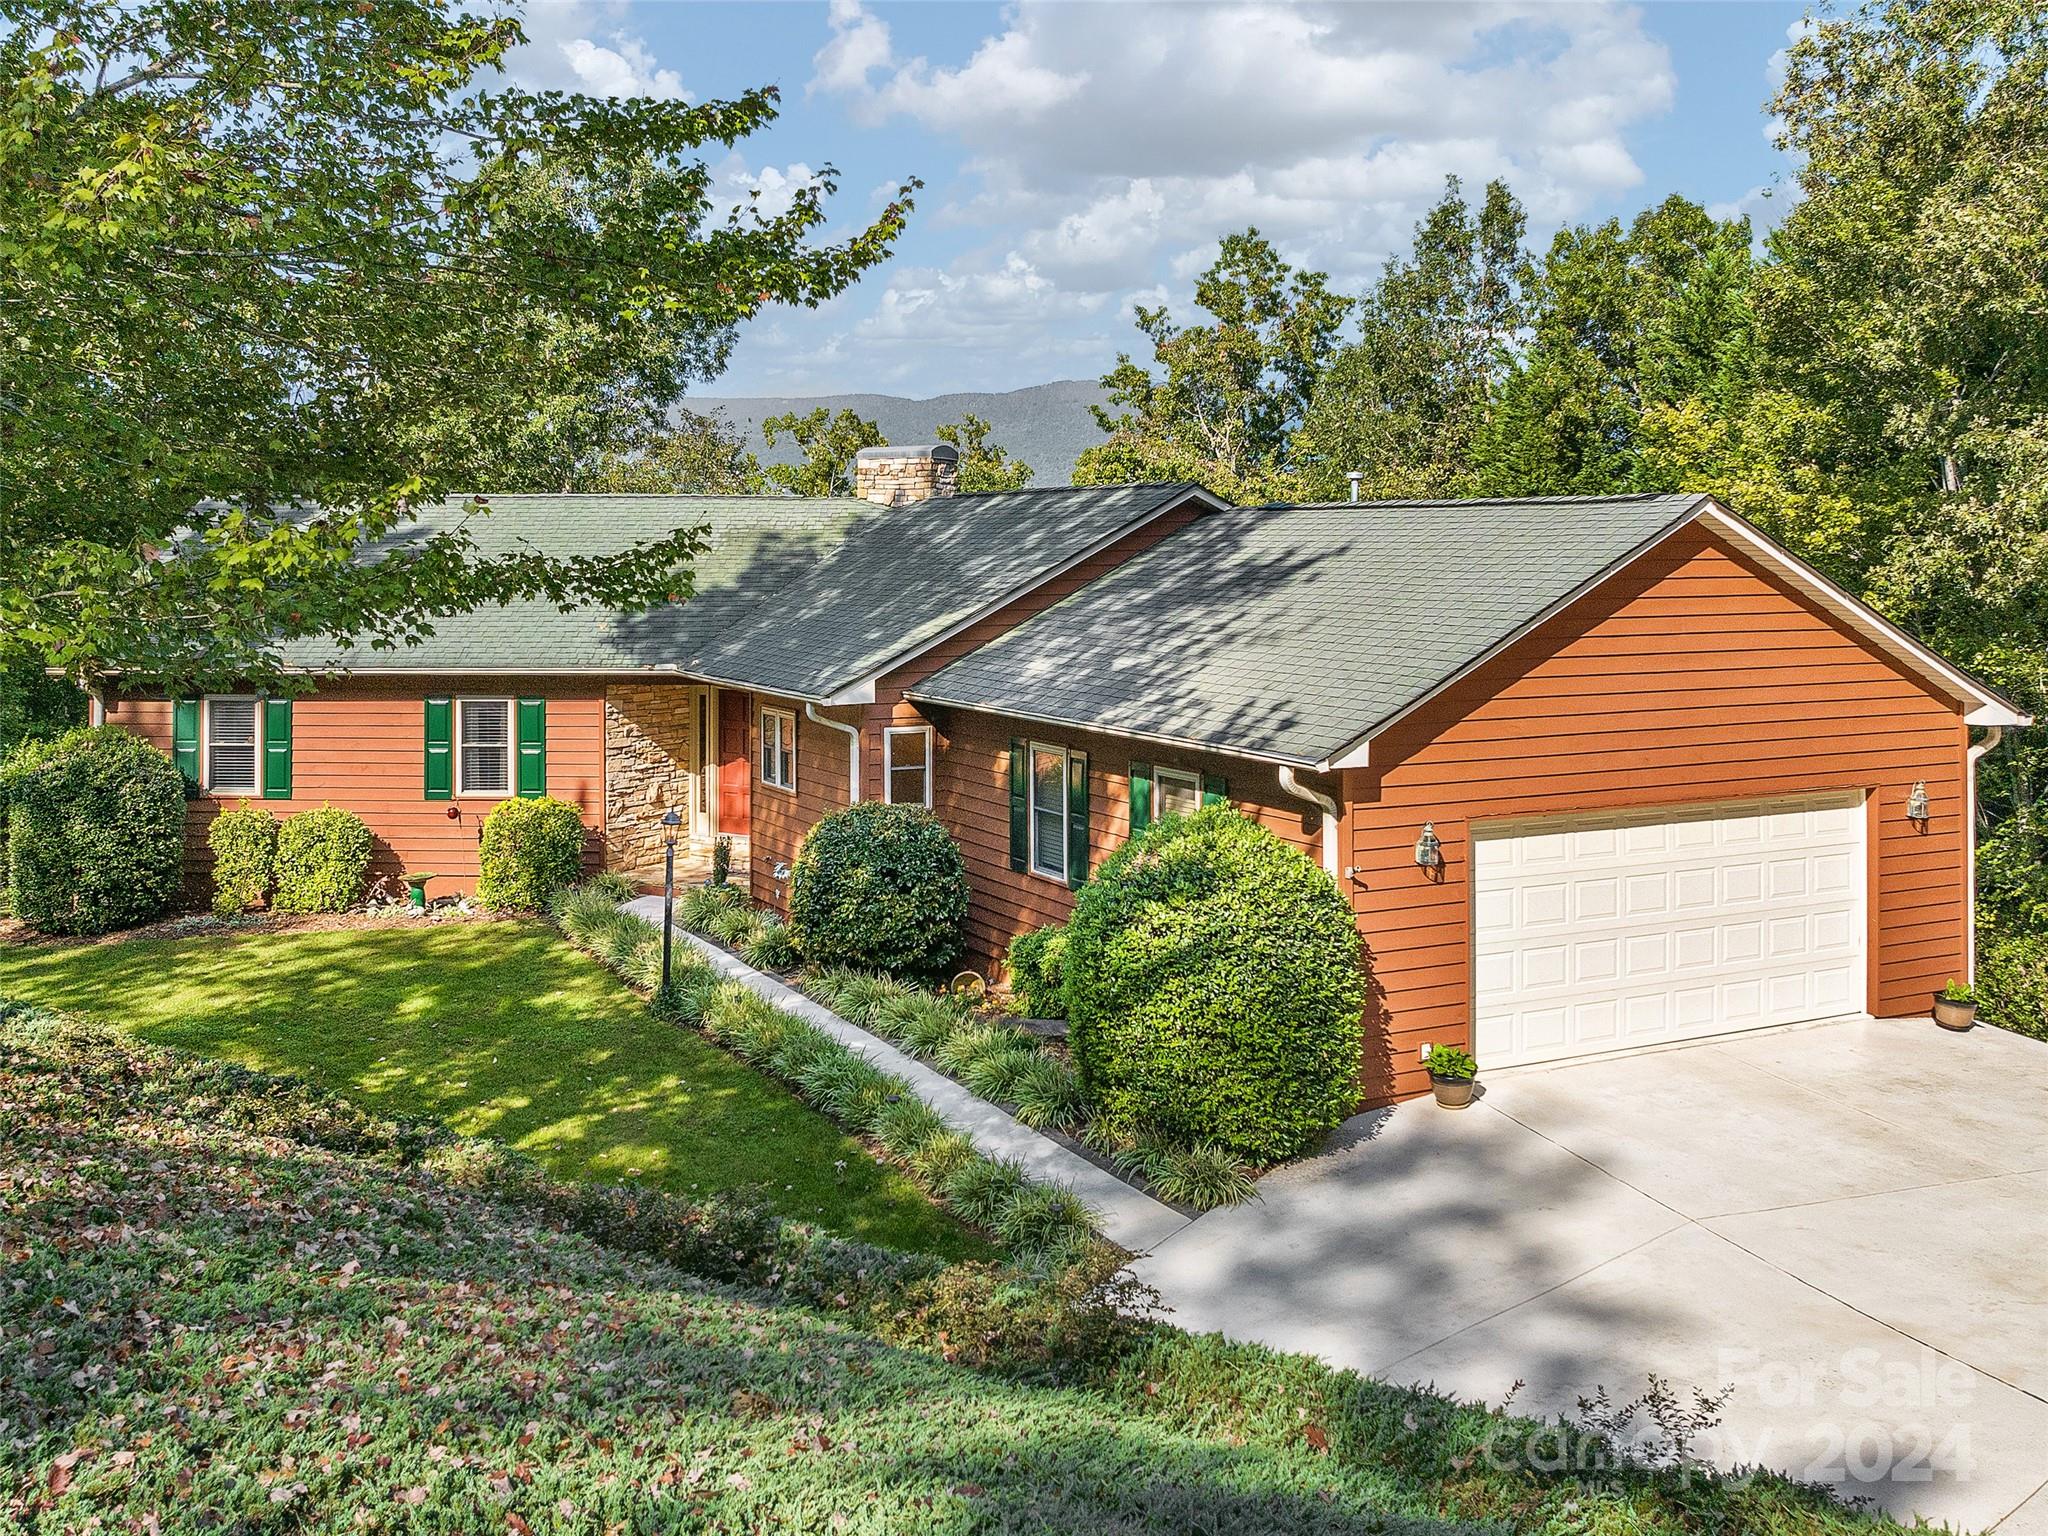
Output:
910,493,2026,766
285,484,1212,697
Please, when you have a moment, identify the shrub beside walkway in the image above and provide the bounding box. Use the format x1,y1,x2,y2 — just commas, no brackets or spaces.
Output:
625,895,1190,1252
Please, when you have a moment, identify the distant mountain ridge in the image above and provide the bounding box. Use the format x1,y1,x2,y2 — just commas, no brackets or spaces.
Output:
690,379,1111,488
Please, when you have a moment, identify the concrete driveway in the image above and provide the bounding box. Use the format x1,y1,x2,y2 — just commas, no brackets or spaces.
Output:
1134,1016,2048,1533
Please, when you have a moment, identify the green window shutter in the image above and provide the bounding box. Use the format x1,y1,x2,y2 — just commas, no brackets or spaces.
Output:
1066,750,1091,889
262,699,293,799
516,697,547,797
1007,739,1028,873
1129,761,1152,834
1201,773,1229,808
424,696,452,800
171,699,200,789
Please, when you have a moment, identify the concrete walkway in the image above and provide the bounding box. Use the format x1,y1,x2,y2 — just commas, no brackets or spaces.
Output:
1134,1015,2048,1533
621,897,1188,1252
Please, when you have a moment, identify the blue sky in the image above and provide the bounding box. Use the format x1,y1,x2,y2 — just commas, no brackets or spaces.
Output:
504,1,1807,398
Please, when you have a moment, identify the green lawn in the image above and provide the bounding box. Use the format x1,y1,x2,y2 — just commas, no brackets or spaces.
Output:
0,919,989,1260
2,1004,1900,1535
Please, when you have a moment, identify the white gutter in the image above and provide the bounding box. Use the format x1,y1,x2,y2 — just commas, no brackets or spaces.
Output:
806,702,862,803
1966,725,2007,982
1278,765,1341,877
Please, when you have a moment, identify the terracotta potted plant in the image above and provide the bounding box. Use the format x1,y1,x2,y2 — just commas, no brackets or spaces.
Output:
1424,1044,1478,1109
1932,978,1979,1032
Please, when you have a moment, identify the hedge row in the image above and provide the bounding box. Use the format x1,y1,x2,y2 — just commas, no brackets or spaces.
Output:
550,884,1099,1268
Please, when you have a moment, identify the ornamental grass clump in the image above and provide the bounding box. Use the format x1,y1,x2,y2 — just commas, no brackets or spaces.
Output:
995,1183,1094,1261
653,965,724,1026
872,1095,950,1157
834,969,914,1027
785,802,969,978
1145,1142,1260,1211
960,1042,1040,1104
678,882,747,932
1008,1054,1087,1130
741,914,799,972
887,992,973,1057
942,1155,1029,1228
1065,806,1365,1163
935,1019,1033,1077
908,1129,977,1186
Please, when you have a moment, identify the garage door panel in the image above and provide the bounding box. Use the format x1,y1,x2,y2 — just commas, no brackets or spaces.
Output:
1474,793,1866,1068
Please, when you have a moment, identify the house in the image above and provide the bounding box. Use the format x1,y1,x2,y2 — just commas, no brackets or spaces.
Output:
101,449,2028,1103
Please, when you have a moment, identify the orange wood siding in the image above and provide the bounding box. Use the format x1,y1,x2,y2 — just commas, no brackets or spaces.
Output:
1344,523,1970,1105
104,677,606,902
919,709,1321,970
858,500,1205,789
748,693,853,914
743,497,1207,919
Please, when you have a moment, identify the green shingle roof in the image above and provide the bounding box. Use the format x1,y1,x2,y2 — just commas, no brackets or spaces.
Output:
910,493,1711,767
285,483,1206,699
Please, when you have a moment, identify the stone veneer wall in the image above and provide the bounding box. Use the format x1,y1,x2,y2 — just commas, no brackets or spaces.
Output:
853,453,958,507
604,683,695,873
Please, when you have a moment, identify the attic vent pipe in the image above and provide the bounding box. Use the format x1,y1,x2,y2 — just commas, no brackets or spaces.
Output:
1346,471,1363,504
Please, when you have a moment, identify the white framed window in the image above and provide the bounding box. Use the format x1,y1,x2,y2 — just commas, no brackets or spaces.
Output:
204,696,260,794
1155,765,1202,820
1028,742,1070,881
456,697,513,796
760,706,796,792
884,726,932,808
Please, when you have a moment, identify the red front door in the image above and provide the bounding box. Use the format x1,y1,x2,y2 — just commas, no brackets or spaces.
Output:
717,690,751,835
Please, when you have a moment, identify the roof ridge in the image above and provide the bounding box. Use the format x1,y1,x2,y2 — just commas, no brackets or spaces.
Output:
1261,491,1699,511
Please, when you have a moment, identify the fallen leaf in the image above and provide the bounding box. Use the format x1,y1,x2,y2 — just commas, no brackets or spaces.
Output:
1303,1424,1331,1454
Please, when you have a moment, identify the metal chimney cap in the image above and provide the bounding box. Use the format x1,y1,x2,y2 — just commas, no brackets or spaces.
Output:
853,444,959,464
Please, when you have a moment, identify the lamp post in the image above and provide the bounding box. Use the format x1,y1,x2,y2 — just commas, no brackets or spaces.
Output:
660,807,683,993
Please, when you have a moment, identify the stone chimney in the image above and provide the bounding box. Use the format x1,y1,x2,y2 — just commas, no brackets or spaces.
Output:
853,444,960,506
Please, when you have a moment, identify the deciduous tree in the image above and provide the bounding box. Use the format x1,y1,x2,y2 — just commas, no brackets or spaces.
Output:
1072,231,1350,503
1294,178,1524,501
761,407,885,496
935,413,1032,492
0,0,914,692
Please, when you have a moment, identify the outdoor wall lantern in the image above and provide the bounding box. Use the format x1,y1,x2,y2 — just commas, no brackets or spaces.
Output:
1414,821,1443,869
1907,781,1930,823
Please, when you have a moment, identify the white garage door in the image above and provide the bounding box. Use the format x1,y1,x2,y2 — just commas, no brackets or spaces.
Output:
1473,793,1866,1069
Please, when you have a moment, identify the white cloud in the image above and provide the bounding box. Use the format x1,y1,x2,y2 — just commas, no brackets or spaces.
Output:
714,157,824,221
503,1,688,100
857,254,1110,349
808,0,1673,304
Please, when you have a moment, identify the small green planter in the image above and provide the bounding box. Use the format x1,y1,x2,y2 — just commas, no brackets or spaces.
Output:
405,872,436,910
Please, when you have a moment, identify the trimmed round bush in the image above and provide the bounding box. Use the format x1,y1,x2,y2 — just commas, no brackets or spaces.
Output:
475,795,586,911
786,801,969,978
271,805,373,914
4,726,186,935
207,802,278,915
1064,806,1366,1162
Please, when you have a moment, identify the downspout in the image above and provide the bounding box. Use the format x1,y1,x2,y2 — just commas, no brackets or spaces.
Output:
805,702,861,803
1278,765,1341,877
1966,725,2006,982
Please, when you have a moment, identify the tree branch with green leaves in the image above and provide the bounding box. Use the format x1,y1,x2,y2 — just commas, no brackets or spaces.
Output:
0,0,917,692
